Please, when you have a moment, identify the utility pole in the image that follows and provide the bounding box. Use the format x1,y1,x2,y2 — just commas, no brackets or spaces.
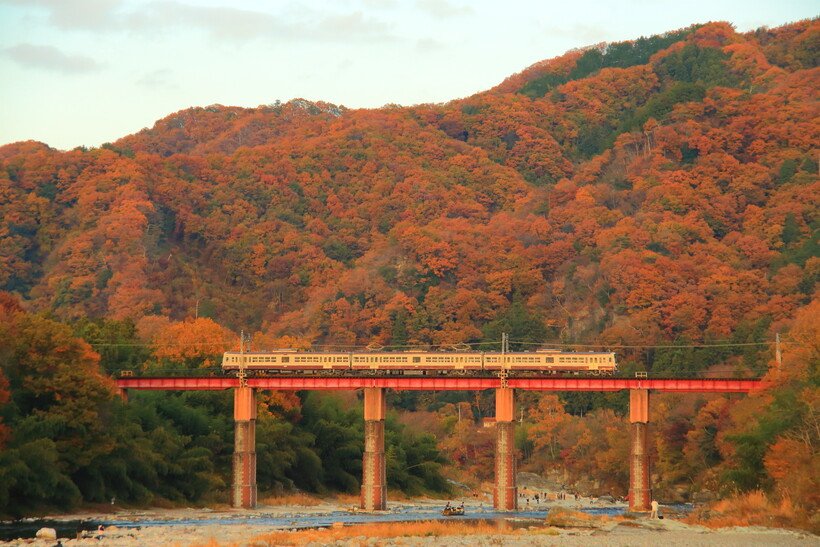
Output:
499,332,509,388
775,333,782,371
238,330,247,387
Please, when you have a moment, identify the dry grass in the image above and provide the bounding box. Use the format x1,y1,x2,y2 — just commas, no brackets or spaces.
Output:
252,520,559,546
686,490,815,531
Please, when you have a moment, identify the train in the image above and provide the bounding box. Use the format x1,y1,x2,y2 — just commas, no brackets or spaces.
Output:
221,349,617,376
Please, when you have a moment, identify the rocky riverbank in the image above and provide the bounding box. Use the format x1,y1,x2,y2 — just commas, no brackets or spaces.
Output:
1,498,815,546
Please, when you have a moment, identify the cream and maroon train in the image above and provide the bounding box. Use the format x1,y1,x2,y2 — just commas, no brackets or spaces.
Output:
221,349,616,376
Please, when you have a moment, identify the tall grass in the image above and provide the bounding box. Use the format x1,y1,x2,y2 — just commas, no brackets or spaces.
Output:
687,490,812,531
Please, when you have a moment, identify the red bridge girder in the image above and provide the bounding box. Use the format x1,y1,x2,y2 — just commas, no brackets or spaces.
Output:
115,376,767,393
507,378,765,392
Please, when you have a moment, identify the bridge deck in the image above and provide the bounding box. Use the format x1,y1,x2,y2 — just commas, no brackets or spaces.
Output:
116,376,766,393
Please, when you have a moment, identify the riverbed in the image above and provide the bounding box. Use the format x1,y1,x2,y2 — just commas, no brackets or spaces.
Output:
1,497,815,546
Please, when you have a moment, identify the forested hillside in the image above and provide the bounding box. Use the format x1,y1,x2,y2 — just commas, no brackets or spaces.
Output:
0,20,817,524
1,21,816,360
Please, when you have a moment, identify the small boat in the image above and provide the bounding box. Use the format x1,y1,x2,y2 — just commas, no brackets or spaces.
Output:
442,506,465,516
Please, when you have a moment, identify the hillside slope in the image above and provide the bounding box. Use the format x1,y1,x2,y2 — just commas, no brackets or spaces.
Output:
0,20,817,374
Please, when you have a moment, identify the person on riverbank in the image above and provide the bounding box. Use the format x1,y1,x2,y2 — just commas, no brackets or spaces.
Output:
650,500,659,519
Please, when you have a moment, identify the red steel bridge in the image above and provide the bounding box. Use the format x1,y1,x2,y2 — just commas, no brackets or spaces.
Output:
115,374,768,513
117,376,764,393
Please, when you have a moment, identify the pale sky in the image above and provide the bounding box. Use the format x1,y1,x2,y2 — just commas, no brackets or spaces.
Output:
0,0,816,150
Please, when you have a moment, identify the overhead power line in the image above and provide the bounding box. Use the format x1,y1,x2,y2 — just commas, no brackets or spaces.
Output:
85,338,780,350
508,340,775,349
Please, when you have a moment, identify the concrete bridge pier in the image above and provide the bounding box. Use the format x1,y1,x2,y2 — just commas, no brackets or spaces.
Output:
628,389,651,512
494,387,518,511
233,386,257,509
361,387,387,511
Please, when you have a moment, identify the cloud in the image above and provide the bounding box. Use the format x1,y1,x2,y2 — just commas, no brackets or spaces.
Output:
2,0,395,44
313,11,394,42
0,0,123,30
127,1,295,42
362,0,397,8
136,68,176,89
416,0,471,18
536,23,611,44
2,43,102,74
416,37,445,52
127,2,395,44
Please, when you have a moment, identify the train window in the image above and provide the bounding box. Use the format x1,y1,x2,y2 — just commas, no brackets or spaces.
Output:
282,356,289,363
413,356,421,363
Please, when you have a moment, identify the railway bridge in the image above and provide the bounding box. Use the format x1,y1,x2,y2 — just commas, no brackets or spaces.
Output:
115,375,766,513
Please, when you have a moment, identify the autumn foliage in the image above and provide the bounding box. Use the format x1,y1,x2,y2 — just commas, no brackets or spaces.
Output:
0,19,817,520
0,20,815,357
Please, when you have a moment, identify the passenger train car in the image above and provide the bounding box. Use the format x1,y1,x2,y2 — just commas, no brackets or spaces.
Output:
221,349,616,376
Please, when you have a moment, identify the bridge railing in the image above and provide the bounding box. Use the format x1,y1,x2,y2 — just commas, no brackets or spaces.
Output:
116,368,767,380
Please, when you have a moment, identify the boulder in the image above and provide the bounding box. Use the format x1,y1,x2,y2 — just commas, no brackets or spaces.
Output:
35,527,57,540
